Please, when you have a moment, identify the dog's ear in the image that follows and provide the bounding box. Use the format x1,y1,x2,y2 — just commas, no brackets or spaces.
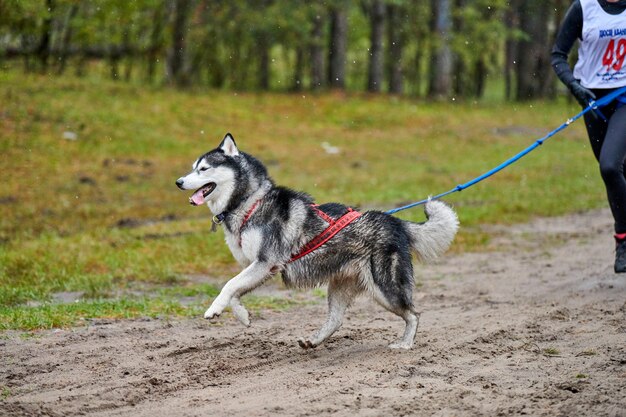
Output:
219,133,239,157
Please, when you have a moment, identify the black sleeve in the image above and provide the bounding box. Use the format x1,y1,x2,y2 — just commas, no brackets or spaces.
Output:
551,1,583,87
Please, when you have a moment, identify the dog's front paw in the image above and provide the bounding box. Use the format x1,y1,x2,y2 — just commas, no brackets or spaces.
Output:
297,338,316,350
204,306,223,320
231,302,250,327
204,297,230,320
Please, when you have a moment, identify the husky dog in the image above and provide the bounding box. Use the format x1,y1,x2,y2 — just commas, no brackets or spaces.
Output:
176,134,458,349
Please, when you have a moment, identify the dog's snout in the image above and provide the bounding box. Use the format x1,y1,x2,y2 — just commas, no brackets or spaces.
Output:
176,178,185,190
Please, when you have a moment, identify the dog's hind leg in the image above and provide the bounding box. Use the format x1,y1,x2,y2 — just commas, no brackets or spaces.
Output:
298,277,360,350
387,309,420,350
371,289,420,350
369,252,420,350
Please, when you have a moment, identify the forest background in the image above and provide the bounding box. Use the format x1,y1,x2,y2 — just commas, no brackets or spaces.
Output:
0,0,573,100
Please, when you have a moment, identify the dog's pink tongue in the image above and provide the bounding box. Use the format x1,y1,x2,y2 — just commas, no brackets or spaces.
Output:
190,189,205,206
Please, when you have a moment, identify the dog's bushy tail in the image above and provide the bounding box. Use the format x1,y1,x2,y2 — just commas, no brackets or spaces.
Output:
405,200,459,263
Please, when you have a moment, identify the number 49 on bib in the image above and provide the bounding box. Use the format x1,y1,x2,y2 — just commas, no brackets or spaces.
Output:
603,39,626,71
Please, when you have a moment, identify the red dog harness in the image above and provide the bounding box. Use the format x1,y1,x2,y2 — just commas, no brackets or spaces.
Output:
237,201,361,262
290,205,361,262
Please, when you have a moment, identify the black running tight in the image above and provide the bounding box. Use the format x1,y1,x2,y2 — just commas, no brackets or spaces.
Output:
584,89,626,233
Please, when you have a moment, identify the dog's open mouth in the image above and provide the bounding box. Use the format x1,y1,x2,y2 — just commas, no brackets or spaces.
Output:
189,183,216,206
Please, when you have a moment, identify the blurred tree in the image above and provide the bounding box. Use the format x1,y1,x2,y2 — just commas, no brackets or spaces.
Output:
452,0,509,98
146,0,166,83
386,0,407,95
310,7,326,90
0,0,46,70
328,3,348,89
503,0,518,100
0,0,571,100
515,0,554,100
55,2,78,75
365,0,386,92
166,0,193,86
428,0,452,98
36,0,54,72
404,0,431,96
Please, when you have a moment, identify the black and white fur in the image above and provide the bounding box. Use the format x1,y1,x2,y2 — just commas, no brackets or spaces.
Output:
176,134,459,349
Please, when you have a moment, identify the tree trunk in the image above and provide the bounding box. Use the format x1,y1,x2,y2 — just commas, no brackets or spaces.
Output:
453,59,467,97
411,45,424,96
387,3,404,95
56,4,78,75
293,46,305,91
197,0,224,88
328,7,347,89
122,31,133,82
37,0,55,73
167,0,192,86
310,12,326,90
428,0,453,99
146,2,165,84
504,4,518,100
515,0,553,100
124,57,133,81
474,58,487,98
545,0,569,99
109,49,119,80
19,29,31,73
451,0,466,97
367,0,385,93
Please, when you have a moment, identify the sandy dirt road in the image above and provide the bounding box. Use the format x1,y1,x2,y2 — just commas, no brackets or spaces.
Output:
1,209,626,416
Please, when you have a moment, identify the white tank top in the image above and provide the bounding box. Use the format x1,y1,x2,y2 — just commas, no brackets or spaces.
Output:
574,0,626,89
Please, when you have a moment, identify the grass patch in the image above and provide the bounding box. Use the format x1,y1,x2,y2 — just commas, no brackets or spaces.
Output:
0,290,304,331
311,288,327,299
0,298,192,330
0,70,606,329
242,295,302,312
543,347,562,357
157,283,221,299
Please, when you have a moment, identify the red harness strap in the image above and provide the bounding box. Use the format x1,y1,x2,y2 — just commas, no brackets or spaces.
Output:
289,206,361,263
238,201,361,262
238,199,262,246
241,200,261,227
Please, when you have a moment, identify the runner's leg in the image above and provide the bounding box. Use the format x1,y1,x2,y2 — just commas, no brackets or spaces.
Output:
598,105,626,234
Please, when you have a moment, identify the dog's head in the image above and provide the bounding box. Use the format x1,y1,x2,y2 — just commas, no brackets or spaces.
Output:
176,133,242,207
176,133,269,213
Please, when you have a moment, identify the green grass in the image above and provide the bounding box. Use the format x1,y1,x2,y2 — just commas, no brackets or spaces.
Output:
1,386,10,401
0,298,191,330
0,286,304,331
543,347,562,356
0,297,302,331
0,70,605,329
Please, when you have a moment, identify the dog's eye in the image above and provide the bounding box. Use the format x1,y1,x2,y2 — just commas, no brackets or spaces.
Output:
199,167,209,172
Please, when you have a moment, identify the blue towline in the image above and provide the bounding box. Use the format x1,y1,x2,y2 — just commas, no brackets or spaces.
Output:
386,85,626,215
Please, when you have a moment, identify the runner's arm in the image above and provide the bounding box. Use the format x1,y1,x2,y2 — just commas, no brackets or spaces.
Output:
551,0,583,87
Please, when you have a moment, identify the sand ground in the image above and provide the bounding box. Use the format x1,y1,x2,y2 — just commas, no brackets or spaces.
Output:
1,209,625,416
